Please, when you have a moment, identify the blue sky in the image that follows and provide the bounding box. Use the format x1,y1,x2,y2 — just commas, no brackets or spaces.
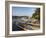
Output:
12,7,37,17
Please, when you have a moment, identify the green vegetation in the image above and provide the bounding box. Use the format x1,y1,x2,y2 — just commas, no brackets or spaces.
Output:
32,8,40,20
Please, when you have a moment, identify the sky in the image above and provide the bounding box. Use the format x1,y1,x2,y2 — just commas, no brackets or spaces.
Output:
12,7,37,17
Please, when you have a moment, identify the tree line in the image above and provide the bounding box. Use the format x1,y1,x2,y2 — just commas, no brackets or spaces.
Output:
32,8,40,21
